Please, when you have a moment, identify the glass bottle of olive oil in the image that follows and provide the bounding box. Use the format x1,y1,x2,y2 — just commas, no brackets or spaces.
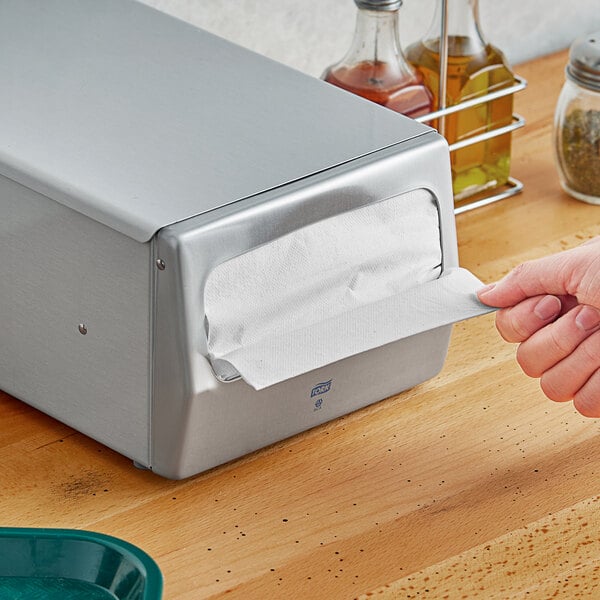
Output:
406,0,516,201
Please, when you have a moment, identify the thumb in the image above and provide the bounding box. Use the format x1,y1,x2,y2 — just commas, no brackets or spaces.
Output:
477,241,600,308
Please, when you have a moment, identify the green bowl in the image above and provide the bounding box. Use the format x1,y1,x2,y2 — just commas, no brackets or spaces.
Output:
0,528,162,599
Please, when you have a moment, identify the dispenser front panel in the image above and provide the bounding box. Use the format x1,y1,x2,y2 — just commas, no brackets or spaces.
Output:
150,134,457,478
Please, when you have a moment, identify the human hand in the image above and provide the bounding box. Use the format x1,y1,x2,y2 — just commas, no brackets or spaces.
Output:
477,237,600,417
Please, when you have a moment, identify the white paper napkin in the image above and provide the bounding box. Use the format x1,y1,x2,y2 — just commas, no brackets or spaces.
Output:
204,189,492,389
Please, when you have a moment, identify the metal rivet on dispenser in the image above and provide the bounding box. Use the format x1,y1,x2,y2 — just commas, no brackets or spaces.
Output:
78,323,88,335
156,259,166,270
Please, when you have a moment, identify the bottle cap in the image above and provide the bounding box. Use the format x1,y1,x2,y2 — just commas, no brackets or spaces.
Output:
566,32,600,92
354,0,402,11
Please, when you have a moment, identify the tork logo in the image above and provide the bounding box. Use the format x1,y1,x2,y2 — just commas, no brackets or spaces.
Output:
311,380,332,398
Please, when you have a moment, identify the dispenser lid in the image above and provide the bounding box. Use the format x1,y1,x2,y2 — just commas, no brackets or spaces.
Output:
355,0,403,10
0,0,429,242
567,31,600,92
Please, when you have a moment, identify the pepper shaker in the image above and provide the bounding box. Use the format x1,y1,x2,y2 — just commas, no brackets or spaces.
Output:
554,32,600,205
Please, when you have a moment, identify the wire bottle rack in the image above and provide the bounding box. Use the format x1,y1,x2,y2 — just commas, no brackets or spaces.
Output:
414,0,527,214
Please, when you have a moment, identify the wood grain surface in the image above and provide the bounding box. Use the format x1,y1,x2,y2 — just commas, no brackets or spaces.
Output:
2,48,600,599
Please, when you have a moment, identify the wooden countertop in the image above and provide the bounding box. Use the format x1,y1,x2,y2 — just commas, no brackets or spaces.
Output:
2,49,600,599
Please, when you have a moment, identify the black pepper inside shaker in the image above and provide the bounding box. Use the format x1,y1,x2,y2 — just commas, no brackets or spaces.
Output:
553,32,600,204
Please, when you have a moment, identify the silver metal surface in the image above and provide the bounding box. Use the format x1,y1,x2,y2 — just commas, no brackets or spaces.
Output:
0,175,152,464
416,76,527,214
438,0,449,137
414,0,527,216
0,0,430,243
354,0,402,10
152,133,457,478
447,113,525,153
0,0,464,480
567,31,600,92
416,76,528,125
454,177,524,215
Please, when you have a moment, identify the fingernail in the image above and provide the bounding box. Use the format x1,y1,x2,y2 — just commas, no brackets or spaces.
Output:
575,306,600,332
534,295,562,321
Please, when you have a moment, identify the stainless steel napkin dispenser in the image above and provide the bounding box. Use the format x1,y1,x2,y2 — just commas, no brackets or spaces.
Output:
0,0,488,479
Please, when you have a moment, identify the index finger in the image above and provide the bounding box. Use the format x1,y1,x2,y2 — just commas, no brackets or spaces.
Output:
494,294,562,343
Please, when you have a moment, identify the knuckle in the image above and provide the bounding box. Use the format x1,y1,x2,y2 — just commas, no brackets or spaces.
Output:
577,253,600,304
504,263,532,296
496,310,530,343
510,261,528,277
579,333,600,365
547,325,575,356
507,316,532,342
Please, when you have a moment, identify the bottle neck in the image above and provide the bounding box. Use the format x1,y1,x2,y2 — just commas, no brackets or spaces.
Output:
342,7,416,75
425,0,486,56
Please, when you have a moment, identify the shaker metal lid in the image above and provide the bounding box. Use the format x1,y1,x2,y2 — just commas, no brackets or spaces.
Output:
354,0,402,10
567,32,600,92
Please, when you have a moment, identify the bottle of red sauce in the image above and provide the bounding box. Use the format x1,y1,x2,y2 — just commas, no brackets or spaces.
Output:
322,0,433,119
